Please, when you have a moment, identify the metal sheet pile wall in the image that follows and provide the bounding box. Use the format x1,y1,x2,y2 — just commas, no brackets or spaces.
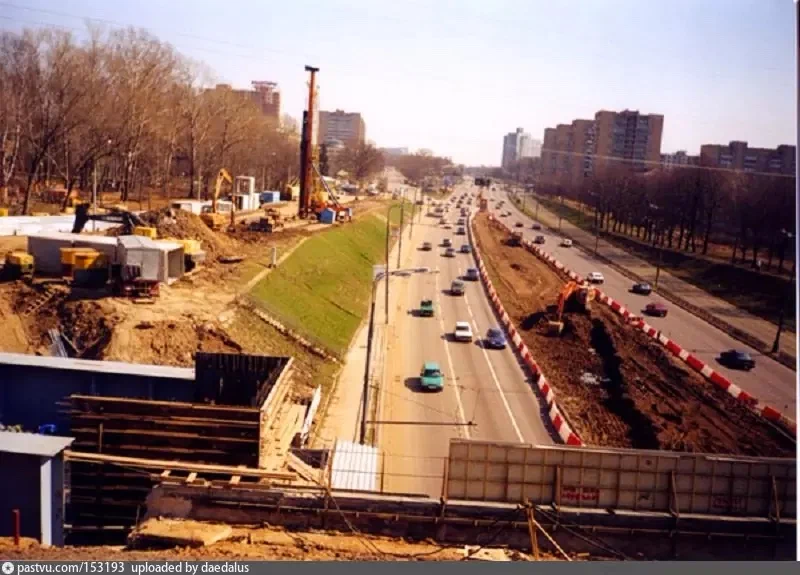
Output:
445,439,796,519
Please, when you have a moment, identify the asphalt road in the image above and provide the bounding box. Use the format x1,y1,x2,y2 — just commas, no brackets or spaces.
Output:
484,186,797,418
379,185,552,498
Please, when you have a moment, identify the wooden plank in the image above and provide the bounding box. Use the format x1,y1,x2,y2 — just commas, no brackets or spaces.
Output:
69,394,261,414
229,476,241,485
67,412,260,428
65,450,298,481
185,472,198,484
70,427,259,444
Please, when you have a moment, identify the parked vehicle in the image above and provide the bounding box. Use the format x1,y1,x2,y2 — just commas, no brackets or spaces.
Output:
454,321,474,342
631,282,652,295
644,302,668,317
450,280,465,295
465,268,480,281
484,328,507,349
420,362,445,391
587,272,605,284
718,349,756,371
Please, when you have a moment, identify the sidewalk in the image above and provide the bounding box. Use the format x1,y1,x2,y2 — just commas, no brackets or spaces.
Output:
312,209,418,449
514,193,797,365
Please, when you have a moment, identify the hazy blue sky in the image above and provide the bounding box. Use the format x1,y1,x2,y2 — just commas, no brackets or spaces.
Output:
2,0,796,165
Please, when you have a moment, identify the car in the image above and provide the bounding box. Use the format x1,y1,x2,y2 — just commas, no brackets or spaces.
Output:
439,217,447,225
442,238,452,247
644,302,668,317
560,238,573,247
419,299,435,317
587,272,605,284
465,268,480,281
444,224,453,230
718,349,756,371
420,362,445,391
532,223,542,230
450,280,465,295
501,212,509,217
484,328,507,349
454,321,473,342
457,218,465,225
460,244,471,254
421,241,433,251
515,222,523,228
631,282,652,295
456,227,466,235
534,235,546,244
444,247,456,257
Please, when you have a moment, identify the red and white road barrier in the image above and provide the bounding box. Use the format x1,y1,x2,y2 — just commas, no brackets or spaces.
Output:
468,213,583,446
496,217,798,438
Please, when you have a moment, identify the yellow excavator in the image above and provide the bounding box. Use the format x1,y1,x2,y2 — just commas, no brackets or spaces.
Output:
201,168,233,231
547,280,596,335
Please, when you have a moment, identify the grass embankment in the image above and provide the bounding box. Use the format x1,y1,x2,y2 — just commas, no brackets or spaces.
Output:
249,203,413,357
515,194,795,330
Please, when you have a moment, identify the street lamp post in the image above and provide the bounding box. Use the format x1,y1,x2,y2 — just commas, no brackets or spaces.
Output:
360,268,384,444
385,204,403,324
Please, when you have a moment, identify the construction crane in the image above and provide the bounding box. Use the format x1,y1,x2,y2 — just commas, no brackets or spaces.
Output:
71,202,145,235
547,280,596,335
201,168,233,231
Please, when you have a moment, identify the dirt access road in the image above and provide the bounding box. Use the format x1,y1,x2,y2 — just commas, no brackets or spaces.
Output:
472,212,794,457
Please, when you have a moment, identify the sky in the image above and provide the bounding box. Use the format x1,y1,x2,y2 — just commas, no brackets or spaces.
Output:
1,0,796,166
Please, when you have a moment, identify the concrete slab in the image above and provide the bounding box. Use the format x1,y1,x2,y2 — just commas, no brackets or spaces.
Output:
129,518,232,548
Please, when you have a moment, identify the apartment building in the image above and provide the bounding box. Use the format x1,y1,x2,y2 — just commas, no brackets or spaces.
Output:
207,82,281,120
318,110,366,148
502,128,537,170
593,109,663,176
661,150,699,169
699,141,796,175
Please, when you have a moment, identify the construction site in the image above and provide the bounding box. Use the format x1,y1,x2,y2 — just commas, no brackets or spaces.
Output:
472,212,795,457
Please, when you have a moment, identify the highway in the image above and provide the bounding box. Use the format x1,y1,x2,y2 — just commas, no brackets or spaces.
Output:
380,183,552,497
485,185,797,419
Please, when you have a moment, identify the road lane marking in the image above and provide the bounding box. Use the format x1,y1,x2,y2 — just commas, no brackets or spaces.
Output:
462,288,525,443
434,271,470,439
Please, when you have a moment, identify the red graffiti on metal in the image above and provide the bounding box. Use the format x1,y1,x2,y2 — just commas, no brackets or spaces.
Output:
711,495,746,511
560,486,600,503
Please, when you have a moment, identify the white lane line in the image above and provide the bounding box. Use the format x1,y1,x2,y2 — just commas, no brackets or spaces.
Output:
462,288,525,444
434,271,470,439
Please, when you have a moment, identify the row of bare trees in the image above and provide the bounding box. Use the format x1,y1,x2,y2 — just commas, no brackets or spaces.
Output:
385,151,455,185
0,26,300,214
320,142,386,184
537,166,796,274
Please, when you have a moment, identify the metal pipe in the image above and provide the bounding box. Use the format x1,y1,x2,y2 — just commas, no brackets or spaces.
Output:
360,278,379,444
13,509,20,546
397,198,405,268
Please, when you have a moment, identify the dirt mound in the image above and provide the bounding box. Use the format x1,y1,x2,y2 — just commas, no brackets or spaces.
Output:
104,319,242,367
473,212,794,457
111,208,240,258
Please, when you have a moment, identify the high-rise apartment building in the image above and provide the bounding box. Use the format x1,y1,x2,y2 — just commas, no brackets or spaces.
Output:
502,128,535,170
208,82,281,120
699,141,795,175
539,109,663,187
318,110,366,148
661,150,699,169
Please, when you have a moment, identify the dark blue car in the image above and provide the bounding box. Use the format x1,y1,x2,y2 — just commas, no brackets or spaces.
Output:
485,328,507,349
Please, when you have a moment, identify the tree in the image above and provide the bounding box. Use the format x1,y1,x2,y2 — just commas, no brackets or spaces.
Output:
319,143,329,177
340,143,385,183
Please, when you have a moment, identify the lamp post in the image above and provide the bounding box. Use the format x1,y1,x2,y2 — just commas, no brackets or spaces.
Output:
360,266,385,444
385,203,403,324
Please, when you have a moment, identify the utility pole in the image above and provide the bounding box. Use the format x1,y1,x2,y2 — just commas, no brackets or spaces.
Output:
410,188,418,238
360,273,381,444
772,231,794,354
299,65,319,219
92,161,97,233
397,198,405,268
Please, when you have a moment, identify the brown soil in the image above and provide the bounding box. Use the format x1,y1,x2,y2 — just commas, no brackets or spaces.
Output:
0,526,560,561
472,212,794,457
124,209,241,259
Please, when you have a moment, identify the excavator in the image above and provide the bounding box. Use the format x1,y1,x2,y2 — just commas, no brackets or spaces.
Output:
547,280,596,336
201,168,234,231
309,163,351,222
72,202,145,235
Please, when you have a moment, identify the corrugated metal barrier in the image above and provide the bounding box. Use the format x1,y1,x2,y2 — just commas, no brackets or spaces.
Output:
445,439,795,519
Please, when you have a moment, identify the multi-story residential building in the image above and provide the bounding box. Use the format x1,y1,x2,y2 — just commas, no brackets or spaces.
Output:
318,110,366,148
593,109,663,176
207,81,281,120
661,150,699,169
699,141,796,175
538,109,663,187
502,128,535,170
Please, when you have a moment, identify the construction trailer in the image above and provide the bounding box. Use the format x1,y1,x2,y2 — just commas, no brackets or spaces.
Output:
260,191,282,204
169,200,210,215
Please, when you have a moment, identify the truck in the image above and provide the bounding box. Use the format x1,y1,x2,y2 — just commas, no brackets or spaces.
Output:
419,299,435,317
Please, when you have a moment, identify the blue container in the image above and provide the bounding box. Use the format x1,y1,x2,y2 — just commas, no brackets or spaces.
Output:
260,191,281,204
319,208,336,224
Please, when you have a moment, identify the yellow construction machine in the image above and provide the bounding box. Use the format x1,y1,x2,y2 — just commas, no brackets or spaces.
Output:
547,280,596,336
201,168,234,231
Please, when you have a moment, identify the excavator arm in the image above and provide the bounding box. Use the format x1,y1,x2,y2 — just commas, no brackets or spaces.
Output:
71,203,145,235
211,168,233,213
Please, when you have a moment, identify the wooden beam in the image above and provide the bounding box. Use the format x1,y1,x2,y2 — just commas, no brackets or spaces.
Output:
65,450,298,481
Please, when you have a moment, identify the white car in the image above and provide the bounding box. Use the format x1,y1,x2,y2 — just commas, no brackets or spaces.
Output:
587,272,604,284
560,238,573,247
454,321,473,342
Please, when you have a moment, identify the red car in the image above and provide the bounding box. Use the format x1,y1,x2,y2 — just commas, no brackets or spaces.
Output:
644,302,668,317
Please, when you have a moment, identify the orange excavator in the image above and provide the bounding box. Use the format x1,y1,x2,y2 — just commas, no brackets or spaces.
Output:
547,280,596,335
